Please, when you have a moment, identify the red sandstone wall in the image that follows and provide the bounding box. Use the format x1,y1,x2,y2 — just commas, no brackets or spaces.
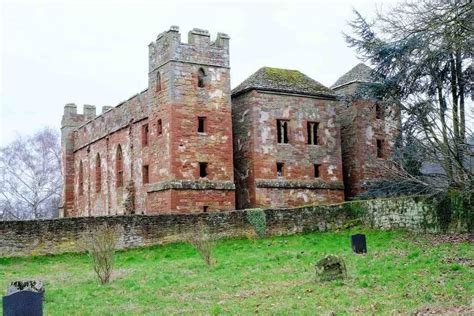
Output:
232,91,345,209
335,83,401,197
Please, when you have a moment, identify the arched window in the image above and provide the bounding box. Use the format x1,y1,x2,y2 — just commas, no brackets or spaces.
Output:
78,160,84,196
197,68,206,88
116,145,124,187
156,71,162,92
95,154,101,192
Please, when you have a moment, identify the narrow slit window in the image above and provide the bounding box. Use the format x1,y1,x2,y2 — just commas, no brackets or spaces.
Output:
375,103,383,120
198,68,206,88
142,124,149,147
116,145,124,188
276,162,284,177
199,162,208,178
156,72,162,92
198,116,206,133
157,119,163,136
95,154,101,192
314,164,321,178
142,165,149,184
79,161,84,196
277,120,289,143
307,122,319,145
203,206,209,213
377,139,385,158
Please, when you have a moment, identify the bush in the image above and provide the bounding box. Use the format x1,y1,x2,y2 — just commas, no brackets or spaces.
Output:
246,208,266,238
189,225,214,266
85,225,117,284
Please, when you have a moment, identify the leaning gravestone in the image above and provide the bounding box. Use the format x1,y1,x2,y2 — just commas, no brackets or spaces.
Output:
351,234,367,254
315,255,347,281
3,280,44,316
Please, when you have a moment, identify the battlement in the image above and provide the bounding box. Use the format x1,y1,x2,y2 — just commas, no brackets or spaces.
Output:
148,26,230,72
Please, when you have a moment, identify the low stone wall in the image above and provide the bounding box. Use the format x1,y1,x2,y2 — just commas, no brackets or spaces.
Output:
0,195,470,257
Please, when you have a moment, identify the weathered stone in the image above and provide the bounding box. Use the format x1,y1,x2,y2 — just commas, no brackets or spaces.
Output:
315,255,347,281
7,280,45,299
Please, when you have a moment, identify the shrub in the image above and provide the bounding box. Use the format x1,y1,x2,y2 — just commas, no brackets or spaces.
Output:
246,208,266,238
189,225,214,266
85,225,117,284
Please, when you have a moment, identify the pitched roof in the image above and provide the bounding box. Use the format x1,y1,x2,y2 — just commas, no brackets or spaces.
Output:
232,67,335,98
332,63,377,89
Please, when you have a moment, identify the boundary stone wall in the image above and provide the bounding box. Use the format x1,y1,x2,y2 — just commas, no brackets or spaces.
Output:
0,195,470,257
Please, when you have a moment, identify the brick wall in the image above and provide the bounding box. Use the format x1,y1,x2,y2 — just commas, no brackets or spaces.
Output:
2,195,466,258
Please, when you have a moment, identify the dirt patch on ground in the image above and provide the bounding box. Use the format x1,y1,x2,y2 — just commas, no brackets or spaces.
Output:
406,233,473,246
413,305,474,315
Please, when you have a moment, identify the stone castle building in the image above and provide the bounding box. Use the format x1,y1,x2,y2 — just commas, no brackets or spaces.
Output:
60,26,399,217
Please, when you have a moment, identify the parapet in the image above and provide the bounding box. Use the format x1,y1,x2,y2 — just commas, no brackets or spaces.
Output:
61,103,98,128
149,26,230,72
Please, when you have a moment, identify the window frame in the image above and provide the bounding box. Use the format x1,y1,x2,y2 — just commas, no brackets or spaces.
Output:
276,119,289,144
307,121,319,145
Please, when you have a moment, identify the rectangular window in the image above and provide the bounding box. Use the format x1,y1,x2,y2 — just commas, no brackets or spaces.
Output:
375,103,384,120
199,162,208,178
276,162,284,177
314,164,321,178
377,139,385,158
142,165,149,184
203,206,209,213
142,124,149,147
198,116,206,133
307,122,319,145
277,120,289,143
157,119,162,136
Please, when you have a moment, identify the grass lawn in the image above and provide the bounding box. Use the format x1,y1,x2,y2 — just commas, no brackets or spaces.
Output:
1,230,472,315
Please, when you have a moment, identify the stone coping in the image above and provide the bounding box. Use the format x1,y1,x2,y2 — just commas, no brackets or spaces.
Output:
147,180,236,192
255,179,344,190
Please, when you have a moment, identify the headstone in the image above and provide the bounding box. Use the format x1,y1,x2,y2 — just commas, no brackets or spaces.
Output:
315,255,347,281
351,234,367,254
3,291,43,316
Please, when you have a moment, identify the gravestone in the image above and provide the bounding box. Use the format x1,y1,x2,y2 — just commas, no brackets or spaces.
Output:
351,234,367,254
315,255,347,281
3,291,43,316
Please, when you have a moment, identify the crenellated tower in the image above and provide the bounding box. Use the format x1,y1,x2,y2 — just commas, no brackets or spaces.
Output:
145,26,235,212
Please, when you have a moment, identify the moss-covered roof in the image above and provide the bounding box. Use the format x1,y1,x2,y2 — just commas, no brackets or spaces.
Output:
232,67,335,98
332,63,377,89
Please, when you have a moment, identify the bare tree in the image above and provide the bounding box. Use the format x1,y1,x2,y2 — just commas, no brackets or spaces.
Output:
0,127,62,220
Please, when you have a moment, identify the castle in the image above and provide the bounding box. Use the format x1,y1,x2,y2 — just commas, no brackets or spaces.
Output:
60,26,399,217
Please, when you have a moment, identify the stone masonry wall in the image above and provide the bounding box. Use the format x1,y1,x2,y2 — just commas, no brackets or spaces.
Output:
232,90,345,209
2,195,462,258
334,83,401,198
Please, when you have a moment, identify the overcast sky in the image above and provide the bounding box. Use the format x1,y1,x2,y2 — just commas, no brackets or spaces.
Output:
1,0,398,146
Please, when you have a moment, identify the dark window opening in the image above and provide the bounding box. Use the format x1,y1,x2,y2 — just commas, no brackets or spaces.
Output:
314,164,321,178
203,206,209,213
198,68,206,88
276,162,284,177
157,119,162,135
277,120,289,143
375,103,384,120
116,145,124,188
142,124,149,147
142,165,149,184
156,72,162,92
307,122,319,145
199,162,208,178
377,139,385,158
198,116,206,133
79,161,84,196
95,154,101,192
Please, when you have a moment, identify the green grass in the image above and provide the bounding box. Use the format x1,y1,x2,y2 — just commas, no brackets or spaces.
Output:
1,230,472,315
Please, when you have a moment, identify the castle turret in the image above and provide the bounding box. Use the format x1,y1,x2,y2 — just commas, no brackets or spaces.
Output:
145,26,235,212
